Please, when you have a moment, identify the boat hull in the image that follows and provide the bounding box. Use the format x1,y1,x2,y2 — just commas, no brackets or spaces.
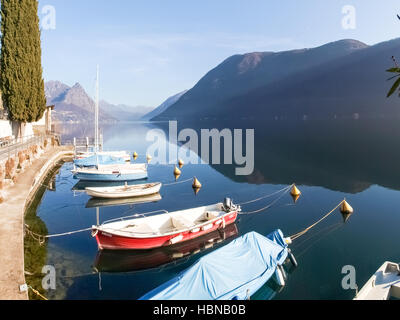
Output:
93,223,239,273
94,211,238,250
73,171,148,181
85,183,162,199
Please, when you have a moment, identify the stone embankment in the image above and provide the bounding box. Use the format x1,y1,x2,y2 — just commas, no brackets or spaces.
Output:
0,137,73,300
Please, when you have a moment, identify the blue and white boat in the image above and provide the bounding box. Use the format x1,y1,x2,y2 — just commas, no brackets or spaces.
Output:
74,154,126,167
139,230,296,300
72,163,148,181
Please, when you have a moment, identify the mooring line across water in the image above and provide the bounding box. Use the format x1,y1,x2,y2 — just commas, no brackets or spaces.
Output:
238,184,293,206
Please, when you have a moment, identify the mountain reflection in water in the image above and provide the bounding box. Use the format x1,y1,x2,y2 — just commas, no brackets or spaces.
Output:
155,119,400,194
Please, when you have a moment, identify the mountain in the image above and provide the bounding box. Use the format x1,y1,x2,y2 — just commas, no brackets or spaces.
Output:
45,81,116,123
45,81,152,123
141,90,188,120
152,39,400,121
99,101,153,121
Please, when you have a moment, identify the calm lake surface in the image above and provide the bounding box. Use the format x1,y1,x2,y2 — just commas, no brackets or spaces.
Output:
28,119,400,300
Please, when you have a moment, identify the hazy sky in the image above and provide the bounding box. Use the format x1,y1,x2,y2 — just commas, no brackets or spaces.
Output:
38,0,400,107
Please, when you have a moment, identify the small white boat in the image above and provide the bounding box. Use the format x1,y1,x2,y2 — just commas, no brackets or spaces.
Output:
354,261,400,300
86,182,162,199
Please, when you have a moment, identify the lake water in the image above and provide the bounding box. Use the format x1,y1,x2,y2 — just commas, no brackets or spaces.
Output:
26,119,400,300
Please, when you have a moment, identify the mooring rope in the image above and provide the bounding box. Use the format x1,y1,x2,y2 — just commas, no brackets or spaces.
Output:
289,200,345,241
25,224,92,245
238,184,293,206
28,285,48,301
163,178,193,186
240,188,291,215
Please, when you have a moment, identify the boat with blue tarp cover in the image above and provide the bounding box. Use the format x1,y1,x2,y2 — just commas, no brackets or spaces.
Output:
139,230,292,300
74,154,126,167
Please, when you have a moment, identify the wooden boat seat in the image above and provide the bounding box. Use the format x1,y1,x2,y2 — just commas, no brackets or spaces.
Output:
171,216,196,230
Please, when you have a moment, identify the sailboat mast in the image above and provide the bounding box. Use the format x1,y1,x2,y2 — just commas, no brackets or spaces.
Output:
95,65,99,152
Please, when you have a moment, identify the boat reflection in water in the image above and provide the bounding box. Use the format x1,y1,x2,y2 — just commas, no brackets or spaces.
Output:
72,179,149,193
93,223,239,273
85,193,162,209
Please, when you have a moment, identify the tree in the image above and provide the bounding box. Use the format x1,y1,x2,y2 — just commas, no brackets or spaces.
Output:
0,0,46,123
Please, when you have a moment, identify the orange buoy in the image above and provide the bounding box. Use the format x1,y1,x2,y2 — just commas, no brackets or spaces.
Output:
290,184,301,197
178,159,185,168
340,199,354,214
146,155,152,163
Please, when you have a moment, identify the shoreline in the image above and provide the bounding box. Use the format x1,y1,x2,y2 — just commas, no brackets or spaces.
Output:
0,145,73,300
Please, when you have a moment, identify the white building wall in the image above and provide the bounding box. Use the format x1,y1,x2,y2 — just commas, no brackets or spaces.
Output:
0,120,13,139
0,120,35,139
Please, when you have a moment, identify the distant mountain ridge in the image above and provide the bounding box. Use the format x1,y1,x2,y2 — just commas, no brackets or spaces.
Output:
152,38,400,121
142,90,188,120
45,81,153,123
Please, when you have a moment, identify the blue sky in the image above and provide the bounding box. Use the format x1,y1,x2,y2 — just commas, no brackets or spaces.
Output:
38,0,400,107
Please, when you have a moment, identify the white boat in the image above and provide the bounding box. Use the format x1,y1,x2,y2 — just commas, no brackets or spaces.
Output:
75,151,131,162
354,261,400,300
72,163,148,181
85,182,162,199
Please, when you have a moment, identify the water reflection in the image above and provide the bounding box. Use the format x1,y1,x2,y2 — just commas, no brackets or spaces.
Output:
25,119,400,300
155,119,400,193
85,193,162,209
93,223,239,273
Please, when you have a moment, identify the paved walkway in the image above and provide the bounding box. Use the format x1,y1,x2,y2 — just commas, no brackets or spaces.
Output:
0,146,73,300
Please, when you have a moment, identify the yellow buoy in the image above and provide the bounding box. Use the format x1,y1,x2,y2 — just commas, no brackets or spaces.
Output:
133,152,138,160
192,177,202,195
340,199,354,214
178,159,185,168
174,166,181,177
290,184,301,197
146,155,152,163
192,177,202,189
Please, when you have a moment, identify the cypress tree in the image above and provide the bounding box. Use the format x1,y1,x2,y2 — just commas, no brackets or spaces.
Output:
0,0,46,123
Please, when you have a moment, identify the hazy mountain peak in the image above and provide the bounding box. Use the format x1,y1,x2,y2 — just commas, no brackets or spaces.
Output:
45,80,154,123
45,80,70,102
152,37,399,121
312,39,369,53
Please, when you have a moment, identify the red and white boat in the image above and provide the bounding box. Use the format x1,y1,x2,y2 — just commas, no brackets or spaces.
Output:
92,198,241,250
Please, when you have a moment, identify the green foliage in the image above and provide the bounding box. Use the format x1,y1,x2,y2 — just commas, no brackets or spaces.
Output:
387,65,400,98
0,0,46,122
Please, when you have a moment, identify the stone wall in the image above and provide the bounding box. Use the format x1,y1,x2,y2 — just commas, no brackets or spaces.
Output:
0,137,53,202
